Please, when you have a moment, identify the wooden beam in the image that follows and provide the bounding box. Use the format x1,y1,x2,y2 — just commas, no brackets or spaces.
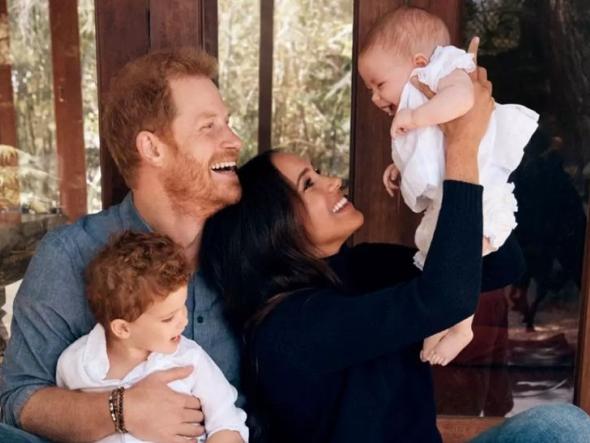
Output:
0,0,17,149
350,0,464,247
95,0,219,208
149,0,202,50
95,0,149,209
202,0,218,59
0,0,19,218
49,0,87,222
258,0,273,152
575,203,590,413
351,0,419,247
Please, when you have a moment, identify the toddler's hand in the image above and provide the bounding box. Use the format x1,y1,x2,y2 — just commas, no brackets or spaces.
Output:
382,163,400,197
390,109,416,138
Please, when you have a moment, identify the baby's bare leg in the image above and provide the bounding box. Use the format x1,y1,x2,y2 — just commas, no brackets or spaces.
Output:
421,330,448,362
428,315,474,366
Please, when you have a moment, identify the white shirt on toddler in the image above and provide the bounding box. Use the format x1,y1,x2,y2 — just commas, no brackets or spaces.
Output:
56,323,249,443
392,45,539,269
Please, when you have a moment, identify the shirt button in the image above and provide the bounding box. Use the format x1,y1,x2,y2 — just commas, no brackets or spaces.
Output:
197,315,204,324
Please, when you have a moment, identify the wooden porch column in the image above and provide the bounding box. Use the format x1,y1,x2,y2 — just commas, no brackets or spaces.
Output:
0,0,17,149
49,0,87,222
0,0,20,221
350,0,462,247
95,0,219,209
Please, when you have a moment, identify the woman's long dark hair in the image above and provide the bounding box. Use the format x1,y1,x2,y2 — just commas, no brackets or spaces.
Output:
201,150,340,442
200,149,339,331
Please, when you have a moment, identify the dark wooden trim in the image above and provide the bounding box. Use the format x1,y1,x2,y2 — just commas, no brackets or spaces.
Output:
351,0,419,247
575,204,590,413
49,0,87,222
437,416,503,443
0,0,17,149
202,1,218,59
95,0,149,209
149,0,201,50
258,0,274,153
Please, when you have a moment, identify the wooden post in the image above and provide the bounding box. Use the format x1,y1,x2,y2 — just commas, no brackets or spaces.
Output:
95,0,219,208
49,0,87,222
0,0,17,149
258,0,274,152
575,206,590,413
0,0,20,222
350,0,463,247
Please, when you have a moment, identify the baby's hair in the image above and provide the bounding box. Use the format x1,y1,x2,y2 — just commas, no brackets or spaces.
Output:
86,231,191,328
360,6,450,58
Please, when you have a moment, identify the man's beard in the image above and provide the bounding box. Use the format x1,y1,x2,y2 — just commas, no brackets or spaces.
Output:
161,149,241,220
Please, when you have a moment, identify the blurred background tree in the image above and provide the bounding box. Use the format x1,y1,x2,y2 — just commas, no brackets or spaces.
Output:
219,0,353,180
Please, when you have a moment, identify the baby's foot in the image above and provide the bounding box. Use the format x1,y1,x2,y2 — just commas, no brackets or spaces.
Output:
427,328,474,366
420,330,448,362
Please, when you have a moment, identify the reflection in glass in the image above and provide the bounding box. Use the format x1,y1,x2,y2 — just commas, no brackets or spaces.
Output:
434,0,588,416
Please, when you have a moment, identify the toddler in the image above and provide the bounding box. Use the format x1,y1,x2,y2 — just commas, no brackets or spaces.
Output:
56,231,248,443
358,6,538,366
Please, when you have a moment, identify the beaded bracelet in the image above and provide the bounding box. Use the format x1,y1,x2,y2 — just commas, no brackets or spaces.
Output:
108,387,129,433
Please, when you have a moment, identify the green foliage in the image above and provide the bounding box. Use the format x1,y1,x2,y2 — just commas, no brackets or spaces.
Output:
8,0,57,205
5,0,100,214
219,0,353,179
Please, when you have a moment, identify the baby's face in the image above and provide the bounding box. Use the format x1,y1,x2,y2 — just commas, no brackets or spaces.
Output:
359,46,415,116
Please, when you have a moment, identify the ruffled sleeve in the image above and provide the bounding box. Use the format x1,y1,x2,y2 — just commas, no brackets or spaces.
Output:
412,45,475,92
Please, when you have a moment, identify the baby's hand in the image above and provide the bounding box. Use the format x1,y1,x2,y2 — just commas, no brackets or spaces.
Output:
390,109,416,138
382,163,400,197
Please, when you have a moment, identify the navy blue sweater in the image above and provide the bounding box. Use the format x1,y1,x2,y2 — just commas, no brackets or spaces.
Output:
249,181,525,443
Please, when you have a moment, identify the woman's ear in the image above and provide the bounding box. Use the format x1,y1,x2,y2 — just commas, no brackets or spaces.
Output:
136,131,165,166
413,53,428,68
110,318,131,340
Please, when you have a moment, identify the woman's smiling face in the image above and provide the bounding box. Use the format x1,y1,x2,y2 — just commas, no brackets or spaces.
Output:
271,152,364,257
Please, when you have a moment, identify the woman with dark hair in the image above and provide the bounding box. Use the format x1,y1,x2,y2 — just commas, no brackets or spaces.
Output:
201,68,590,442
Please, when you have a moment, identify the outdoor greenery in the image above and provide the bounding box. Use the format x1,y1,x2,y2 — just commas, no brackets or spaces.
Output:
3,0,99,214
219,0,353,179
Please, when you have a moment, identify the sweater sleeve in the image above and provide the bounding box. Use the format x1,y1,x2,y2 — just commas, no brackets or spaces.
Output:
255,181,483,375
481,233,526,292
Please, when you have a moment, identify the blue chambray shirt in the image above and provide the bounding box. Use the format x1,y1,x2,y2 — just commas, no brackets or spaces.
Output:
0,194,241,427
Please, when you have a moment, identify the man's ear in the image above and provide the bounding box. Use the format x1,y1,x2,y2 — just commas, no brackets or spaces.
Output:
413,53,428,68
136,131,165,166
110,319,131,340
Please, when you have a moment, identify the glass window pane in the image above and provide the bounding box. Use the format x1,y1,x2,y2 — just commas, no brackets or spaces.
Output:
273,0,353,180
433,0,587,417
8,0,57,214
78,0,100,214
218,0,261,163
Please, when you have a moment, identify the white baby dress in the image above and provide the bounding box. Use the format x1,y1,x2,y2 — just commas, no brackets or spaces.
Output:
392,45,539,269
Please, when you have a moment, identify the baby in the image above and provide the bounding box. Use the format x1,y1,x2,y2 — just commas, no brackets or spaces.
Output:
358,6,538,366
56,231,248,443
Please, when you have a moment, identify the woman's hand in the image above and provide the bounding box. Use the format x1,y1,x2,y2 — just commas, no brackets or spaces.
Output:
410,37,494,184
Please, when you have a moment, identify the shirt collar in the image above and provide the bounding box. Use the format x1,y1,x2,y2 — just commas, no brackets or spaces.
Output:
119,192,153,233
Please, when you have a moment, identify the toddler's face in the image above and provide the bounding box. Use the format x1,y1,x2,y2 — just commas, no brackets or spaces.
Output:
359,45,415,116
127,285,189,355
